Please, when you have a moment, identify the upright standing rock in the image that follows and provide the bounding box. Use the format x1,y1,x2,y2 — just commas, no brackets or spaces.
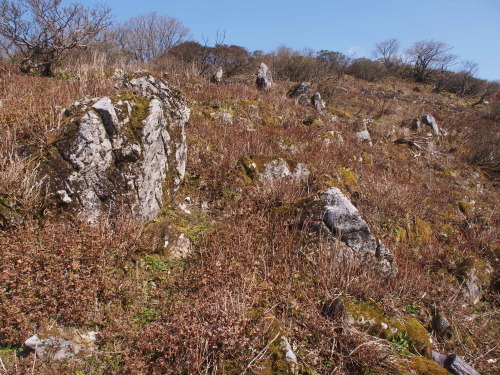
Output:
421,113,440,136
256,63,273,90
312,92,326,111
290,82,311,106
45,74,189,224
212,67,223,84
298,187,397,277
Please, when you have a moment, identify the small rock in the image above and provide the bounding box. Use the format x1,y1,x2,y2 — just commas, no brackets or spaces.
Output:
169,232,191,258
25,327,97,360
356,129,373,146
312,92,326,111
211,111,233,123
111,68,124,80
211,67,223,84
290,82,311,98
256,63,273,90
280,336,299,375
56,190,72,204
432,312,452,339
421,113,440,136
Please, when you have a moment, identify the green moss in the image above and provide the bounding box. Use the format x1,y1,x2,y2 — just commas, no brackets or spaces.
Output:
329,107,352,118
337,167,358,188
0,347,18,365
411,218,433,244
341,298,431,357
112,93,152,142
392,225,407,244
403,317,431,357
393,355,450,375
236,155,260,184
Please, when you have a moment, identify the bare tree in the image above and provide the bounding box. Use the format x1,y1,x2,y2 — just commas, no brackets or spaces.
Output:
113,12,190,63
0,0,112,76
372,38,400,73
406,39,456,82
456,60,479,97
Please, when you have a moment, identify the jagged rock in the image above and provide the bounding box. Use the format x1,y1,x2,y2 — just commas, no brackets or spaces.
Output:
25,327,97,360
290,82,311,98
323,131,344,145
210,111,233,123
290,82,311,106
237,155,309,184
300,187,396,277
356,129,373,146
312,92,325,111
432,312,452,339
355,119,373,146
455,257,493,303
421,113,440,136
280,336,299,375
211,67,223,84
256,63,273,90
45,74,189,223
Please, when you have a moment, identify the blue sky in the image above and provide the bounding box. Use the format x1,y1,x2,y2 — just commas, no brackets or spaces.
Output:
75,0,499,80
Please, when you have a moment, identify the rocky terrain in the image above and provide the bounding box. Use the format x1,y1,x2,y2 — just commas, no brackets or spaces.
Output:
0,62,498,374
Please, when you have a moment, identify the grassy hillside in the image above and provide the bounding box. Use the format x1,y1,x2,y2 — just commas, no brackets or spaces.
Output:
0,62,498,374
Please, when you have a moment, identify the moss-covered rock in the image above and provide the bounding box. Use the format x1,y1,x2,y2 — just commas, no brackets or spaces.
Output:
43,74,189,224
392,354,451,375
411,218,433,244
325,298,432,357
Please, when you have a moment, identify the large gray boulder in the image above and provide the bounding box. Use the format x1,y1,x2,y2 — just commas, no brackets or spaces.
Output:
256,63,273,90
299,187,396,277
45,74,189,223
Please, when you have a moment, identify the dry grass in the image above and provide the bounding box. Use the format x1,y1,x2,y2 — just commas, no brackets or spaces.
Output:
0,62,498,374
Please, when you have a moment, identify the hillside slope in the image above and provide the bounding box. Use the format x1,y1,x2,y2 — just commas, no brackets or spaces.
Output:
0,65,498,374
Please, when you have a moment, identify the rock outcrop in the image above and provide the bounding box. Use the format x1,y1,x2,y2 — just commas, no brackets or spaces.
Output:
355,118,373,146
211,67,223,84
45,74,189,223
421,113,440,136
403,113,443,136
299,187,396,277
237,155,309,185
290,82,311,106
256,63,273,90
25,327,97,360
312,92,325,111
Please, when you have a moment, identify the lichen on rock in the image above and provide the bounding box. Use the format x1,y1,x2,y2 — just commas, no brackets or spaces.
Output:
298,187,397,277
44,74,189,224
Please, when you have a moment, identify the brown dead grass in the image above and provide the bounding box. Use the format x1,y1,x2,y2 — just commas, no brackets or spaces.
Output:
0,62,498,374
